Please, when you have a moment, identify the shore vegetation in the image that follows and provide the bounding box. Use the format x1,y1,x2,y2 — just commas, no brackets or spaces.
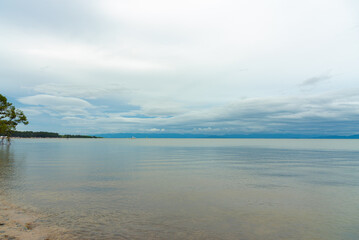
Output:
11,131,100,138
0,94,28,144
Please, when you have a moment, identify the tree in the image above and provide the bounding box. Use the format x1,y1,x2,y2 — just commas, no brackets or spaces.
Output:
0,94,28,144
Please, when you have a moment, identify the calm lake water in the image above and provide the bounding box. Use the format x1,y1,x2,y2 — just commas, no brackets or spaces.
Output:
1,138,359,239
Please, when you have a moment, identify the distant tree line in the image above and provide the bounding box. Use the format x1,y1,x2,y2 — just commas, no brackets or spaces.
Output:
11,131,99,138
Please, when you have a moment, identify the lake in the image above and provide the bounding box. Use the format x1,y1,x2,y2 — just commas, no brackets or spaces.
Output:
1,139,359,239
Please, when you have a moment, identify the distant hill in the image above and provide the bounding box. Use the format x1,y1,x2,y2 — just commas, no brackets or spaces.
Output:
11,131,100,138
95,133,359,139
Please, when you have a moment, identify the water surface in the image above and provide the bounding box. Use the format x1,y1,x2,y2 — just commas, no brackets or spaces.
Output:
1,139,359,239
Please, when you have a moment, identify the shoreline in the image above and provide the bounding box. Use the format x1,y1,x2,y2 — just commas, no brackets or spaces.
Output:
0,198,71,240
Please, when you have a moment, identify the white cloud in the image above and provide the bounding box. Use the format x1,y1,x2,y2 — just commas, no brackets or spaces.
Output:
148,128,165,132
19,94,92,108
18,95,94,118
32,83,130,99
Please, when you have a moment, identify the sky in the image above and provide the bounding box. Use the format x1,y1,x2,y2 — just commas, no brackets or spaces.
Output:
1,0,359,136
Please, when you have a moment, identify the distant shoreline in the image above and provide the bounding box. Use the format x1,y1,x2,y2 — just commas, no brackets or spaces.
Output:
9,136,359,139
9,131,100,139
94,133,359,139
9,131,359,139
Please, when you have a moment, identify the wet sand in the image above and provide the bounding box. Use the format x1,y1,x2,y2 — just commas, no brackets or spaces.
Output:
0,199,72,240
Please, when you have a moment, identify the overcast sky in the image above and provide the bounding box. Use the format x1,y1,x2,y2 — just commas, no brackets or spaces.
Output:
1,0,359,135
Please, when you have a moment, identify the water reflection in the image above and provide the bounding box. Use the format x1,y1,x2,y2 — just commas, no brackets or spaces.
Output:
0,145,15,194
1,139,359,240
0,145,28,200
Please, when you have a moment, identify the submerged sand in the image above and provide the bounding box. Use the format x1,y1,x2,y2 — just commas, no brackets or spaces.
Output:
0,199,72,240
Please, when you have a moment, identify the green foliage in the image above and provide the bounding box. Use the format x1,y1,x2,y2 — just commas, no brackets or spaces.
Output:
0,94,28,143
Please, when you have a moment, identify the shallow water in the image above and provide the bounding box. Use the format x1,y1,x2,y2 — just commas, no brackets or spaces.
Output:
1,138,359,239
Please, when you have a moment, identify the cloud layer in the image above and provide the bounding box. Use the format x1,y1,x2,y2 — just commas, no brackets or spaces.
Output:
1,0,359,135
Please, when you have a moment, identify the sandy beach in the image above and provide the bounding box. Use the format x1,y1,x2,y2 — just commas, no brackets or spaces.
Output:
0,198,71,240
